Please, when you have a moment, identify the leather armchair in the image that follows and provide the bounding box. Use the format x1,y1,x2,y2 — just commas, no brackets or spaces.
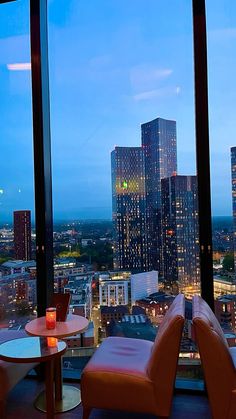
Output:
192,295,236,419
81,293,185,419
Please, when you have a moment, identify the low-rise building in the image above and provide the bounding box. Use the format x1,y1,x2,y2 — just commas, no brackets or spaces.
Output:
64,321,94,348
1,260,36,276
63,272,93,319
100,305,129,327
99,279,129,306
214,275,236,298
215,295,236,332
134,291,174,322
130,271,158,305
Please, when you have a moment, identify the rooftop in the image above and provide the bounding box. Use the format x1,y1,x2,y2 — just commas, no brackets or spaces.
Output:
2,260,36,269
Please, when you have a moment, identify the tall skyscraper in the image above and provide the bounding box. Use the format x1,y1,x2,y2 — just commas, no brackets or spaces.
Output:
161,175,200,296
141,117,177,272
111,147,148,271
231,146,236,272
14,210,32,261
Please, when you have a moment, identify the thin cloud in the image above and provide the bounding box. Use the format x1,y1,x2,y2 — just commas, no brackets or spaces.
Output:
7,63,31,71
130,64,173,90
133,86,181,102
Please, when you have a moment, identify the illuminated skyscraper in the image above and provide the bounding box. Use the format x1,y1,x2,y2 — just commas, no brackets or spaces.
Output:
231,146,236,272
111,147,147,271
141,117,177,272
14,210,32,261
161,175,200,296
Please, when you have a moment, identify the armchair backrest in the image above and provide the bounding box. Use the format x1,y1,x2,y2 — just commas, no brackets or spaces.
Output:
146,293,185,415
193,295,236,419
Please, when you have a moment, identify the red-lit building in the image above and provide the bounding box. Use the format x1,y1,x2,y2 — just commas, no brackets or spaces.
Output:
14,210,32,261
215,295,236,332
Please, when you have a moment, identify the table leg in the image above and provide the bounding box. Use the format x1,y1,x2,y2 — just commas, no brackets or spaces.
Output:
35,357,81,413
45,360,55,419
54,356,63,401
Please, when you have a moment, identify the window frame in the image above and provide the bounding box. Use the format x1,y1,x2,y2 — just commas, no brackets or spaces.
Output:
0,0,214,314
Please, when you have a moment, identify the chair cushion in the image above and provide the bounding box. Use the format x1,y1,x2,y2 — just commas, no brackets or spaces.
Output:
81,336,157,414
84,336,153,377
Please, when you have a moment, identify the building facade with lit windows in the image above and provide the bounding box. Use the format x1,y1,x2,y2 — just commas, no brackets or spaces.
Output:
111,146,148,271
141,117,177,273
215,295,236,335
161,175,200,296
14,210,32,261
214,275,236,298
130,270,158,305
99,279,129,307
231,146,236,273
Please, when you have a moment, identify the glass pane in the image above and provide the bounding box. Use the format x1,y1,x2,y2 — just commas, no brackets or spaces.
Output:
49,0,201,385
207,0,236,346
0,0,36,331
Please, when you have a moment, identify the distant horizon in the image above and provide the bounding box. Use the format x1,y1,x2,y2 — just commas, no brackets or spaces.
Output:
0,213,233,227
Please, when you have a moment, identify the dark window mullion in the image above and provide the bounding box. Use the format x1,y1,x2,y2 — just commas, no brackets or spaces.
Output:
192,0,214,310
30,0,54,316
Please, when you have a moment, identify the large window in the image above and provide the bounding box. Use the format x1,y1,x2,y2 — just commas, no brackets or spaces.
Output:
207,0,236,346
0,0,36,330
47,0,201,383
0,0,219,387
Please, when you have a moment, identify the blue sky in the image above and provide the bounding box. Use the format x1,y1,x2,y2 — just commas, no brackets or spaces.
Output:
0,0,236,221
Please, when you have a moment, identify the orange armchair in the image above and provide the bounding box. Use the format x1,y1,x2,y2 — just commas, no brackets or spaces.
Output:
81,293,185,419
192,295,236,419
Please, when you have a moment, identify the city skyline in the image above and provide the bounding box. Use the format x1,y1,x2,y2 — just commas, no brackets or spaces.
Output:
111,117,200,287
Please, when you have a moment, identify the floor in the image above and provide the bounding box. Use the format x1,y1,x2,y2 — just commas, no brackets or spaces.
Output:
5,379,211,419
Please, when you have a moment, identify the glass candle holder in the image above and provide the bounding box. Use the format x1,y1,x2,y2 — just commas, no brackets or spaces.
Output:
46,307,56,330
47,337,58,348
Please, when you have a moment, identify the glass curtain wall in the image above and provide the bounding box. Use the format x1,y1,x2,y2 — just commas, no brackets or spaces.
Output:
0,0,36,331
207,0,236,346
48,0,200,382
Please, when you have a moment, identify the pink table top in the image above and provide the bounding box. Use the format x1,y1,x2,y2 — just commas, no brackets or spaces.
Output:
25,314,89,338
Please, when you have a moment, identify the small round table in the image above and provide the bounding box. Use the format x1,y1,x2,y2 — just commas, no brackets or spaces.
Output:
25,314,89,413
0,336,67,419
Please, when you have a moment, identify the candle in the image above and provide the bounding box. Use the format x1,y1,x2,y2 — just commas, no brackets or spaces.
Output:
47,337,58,347
46,307,56,330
